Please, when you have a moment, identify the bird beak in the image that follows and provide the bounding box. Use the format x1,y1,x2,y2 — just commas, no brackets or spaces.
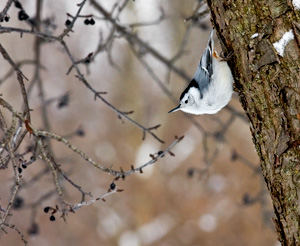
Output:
168,105,181,113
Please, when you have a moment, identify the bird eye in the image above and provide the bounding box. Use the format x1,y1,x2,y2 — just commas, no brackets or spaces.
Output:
185,100,188,104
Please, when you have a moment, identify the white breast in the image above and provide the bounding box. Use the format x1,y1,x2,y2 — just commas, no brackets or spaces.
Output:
183,59,233,115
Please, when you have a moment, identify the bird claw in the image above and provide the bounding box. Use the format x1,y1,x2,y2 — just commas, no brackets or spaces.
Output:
220,50,234,61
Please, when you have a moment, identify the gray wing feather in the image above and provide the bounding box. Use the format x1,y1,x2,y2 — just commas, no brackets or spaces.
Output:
192,29,214,93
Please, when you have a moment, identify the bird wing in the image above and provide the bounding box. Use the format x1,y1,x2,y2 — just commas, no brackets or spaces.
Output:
192,29,214,97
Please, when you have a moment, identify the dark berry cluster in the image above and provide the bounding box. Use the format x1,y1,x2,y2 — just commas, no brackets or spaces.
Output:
44,206,57,221
84,18,95,25
15,1,29,21
18,158,29,174
0,15,10,22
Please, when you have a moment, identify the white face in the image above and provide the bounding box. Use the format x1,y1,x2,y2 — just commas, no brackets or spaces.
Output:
168,88,200,114
179,90,199,114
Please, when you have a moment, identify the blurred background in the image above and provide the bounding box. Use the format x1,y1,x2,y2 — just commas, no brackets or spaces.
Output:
0,0,279,245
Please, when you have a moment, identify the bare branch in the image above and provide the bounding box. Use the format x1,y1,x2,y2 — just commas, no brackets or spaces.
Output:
90,0,190,82
0,0,14,21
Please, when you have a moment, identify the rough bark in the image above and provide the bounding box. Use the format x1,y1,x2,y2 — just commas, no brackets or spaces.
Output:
207,0,300,245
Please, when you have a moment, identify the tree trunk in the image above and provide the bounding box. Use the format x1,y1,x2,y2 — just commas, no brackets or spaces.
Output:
207,0,300,245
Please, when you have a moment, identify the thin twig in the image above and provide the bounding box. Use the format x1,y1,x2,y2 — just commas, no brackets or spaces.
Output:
0,0,14,20
90,0,190,82
2,223,28,246
0,44,31,121
61,40,165,143
58,0,88,39
38,139,64,200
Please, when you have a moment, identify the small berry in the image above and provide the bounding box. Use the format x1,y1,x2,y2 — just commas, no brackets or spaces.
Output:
14,1,23,9
4,16,10,22
76,129,85,137
158,150,164,156
65,19,71,27
18,167,22,173
84,58,90,64
13,196,24,209
242,193,253,205
18,10,29,21
21,163,27,169
44,207,50,213
57,94,69,108
49,215,56,221
89,18,95,25
231,149,238,161
0,18,3,23
28,223,39,235
187,168,194,178
110,183,116,190
84,19,90,25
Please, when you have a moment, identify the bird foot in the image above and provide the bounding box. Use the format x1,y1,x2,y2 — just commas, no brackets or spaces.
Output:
220,50,234,61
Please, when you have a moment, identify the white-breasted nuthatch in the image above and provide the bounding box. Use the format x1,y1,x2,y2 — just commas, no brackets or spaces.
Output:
168,29,233,115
